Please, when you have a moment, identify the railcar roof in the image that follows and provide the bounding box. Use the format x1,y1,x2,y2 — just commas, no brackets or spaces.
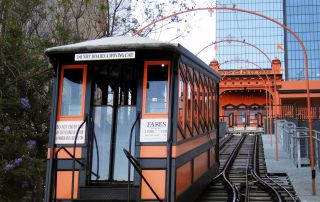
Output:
45,36,179,55
45,36,220,79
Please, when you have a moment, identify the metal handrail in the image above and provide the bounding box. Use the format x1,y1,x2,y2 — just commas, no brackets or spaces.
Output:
92,129,100,180
127,112,141,202
71,117,87,201
53,146,99,200
52,116,99,201
278,119,320,170
123,149,162,202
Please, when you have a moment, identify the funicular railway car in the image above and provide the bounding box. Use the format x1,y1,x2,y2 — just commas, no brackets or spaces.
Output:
44,36,220,202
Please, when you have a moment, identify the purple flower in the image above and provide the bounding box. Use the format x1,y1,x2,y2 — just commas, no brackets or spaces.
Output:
27,140,37,149
20,98,31,108
3,163,15,172
3,126,10,134
14,158,22,166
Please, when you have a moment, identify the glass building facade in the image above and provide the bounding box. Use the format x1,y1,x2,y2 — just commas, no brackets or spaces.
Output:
216,0,284,71
285,0,320,80
216,0,320,80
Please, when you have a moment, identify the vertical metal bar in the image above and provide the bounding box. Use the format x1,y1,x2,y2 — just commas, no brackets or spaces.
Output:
166,59,176,202
44,59,60,202
297,131,301,168
273,65,279,161
283,0,289,80
316,132,319,169
71,118,87,201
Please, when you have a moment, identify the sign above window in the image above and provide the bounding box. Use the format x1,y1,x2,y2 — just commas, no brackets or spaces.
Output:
75,51,135,61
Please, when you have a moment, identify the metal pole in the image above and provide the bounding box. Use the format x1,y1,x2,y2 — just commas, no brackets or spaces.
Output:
273,64,279,160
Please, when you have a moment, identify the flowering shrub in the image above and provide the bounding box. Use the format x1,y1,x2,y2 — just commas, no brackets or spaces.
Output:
27,140,37,149
3,126,10,134
20,98,31,109
3,158,23,172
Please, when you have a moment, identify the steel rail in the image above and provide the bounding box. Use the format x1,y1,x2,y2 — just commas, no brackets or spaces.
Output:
251,134,283,202
265,174,298,202
219,134,234,150
245,141,252,202
212,135,247,202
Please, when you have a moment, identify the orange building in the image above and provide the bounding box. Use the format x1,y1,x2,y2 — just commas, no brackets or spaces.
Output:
278,80,320,120
210,58,320,132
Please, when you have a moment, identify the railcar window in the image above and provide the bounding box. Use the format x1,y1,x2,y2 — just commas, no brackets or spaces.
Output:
186,69,193,136
113,106,136,181
146,64,169,113
90,63,137,182
176,62,218,143
61,69,83,116
91,106,113,180
178,66,187,140
178,76,185,127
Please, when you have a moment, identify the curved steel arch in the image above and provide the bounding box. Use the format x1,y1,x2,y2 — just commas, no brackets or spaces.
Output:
196,39,272,64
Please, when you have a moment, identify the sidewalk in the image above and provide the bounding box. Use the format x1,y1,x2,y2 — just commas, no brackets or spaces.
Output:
262,134,320,202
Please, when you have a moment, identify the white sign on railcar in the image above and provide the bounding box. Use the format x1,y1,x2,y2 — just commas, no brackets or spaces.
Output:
140,118,168,142
55,121,86,144
75,51,135,61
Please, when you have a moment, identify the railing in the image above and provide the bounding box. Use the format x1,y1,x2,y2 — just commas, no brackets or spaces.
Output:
127,112,140,202
52,117,99,201
123,149,162,202
277,119,320,170
279,105,320,120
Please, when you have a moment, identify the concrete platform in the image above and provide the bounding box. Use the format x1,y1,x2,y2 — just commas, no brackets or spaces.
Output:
262,134,320,202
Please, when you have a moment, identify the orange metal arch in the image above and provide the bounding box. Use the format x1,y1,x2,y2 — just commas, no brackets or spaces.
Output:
196,39,272,64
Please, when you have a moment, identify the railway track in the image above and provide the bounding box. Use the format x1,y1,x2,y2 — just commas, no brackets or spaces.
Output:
197,134,299,202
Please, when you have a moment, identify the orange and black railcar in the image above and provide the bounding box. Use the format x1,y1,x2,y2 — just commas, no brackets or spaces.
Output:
44,36,220,202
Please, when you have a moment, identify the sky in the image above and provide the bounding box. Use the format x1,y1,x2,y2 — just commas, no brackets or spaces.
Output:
132,0,217,65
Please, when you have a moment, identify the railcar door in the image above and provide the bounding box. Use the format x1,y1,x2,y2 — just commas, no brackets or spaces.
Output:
90,63,137,183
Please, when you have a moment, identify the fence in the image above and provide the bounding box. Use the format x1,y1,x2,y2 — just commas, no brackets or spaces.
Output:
277,119,320,170
278,105,320,120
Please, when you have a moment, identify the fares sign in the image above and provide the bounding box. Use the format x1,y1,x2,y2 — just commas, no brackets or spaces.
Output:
55,121,86,144
75,51,135,61
140,118,168,142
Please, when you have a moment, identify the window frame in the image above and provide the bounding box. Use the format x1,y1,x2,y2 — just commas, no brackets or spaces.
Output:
57,64,87,121
142,61,171,118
